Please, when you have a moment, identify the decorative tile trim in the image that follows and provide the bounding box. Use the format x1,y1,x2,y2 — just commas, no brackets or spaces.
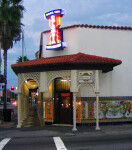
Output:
81,96,132,101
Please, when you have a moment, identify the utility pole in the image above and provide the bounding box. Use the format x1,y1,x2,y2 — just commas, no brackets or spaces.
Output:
22,31,24,62
3,22,7,111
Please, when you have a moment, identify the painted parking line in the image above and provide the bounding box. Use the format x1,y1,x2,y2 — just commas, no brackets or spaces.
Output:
0,138,11,150
53,137,67,150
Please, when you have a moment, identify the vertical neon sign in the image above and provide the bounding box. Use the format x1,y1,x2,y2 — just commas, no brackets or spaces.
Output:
45,9,66,50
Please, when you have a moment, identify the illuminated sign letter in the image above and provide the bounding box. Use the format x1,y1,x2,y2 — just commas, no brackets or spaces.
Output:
44,9,66,50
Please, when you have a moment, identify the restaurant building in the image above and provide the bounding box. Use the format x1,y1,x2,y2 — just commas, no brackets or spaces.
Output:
11,9,132,130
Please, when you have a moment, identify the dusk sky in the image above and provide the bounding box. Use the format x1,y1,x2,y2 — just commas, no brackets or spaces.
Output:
3,0,132,90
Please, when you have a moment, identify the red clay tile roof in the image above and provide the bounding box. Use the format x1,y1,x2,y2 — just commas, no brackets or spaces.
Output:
11,52,122,74
12,52,121,67
43,24,132,33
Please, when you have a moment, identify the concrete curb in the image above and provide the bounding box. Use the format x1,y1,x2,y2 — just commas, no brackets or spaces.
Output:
0,123,132,139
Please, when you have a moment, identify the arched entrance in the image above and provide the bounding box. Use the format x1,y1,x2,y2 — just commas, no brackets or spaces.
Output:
53,78,73,124
18,79,40,127
27,79,38,106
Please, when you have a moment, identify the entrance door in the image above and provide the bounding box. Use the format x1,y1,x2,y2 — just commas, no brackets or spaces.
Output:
60,93,73,124
54,92,73,124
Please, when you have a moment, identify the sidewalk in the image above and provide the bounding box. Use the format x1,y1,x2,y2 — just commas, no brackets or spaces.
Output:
0,121,132,138
0,120,16,128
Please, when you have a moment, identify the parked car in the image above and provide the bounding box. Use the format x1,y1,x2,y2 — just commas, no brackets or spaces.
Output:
0,101,4,105
0,101,10,105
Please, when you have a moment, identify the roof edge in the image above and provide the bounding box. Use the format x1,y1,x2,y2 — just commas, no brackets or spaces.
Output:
43,24,132,33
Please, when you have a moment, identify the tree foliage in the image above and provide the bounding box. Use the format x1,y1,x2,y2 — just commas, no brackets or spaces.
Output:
0,0,24,50
0,0,24,110
16,56,29,63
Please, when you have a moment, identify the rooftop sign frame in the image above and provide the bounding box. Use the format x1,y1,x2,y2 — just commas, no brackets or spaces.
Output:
44,9,66,50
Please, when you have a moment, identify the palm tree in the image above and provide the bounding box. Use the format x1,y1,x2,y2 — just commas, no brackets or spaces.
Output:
16,56,29,63
0,0,24,113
